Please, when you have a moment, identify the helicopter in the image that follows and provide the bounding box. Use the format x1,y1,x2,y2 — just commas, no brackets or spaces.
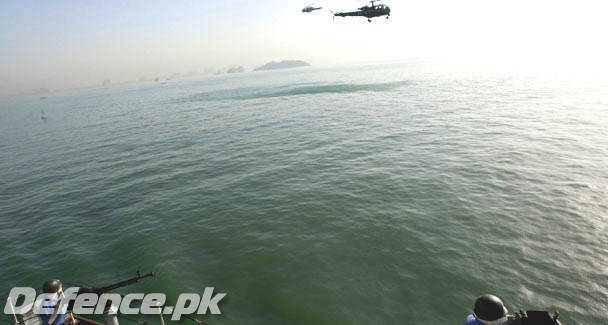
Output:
302,3,323,13
332,0,391,22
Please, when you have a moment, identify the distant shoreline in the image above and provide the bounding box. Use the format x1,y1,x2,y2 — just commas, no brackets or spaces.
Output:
254,60,310,71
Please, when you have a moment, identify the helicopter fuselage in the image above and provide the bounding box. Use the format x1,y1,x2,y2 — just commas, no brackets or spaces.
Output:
334,4,390,20
302,6,322,13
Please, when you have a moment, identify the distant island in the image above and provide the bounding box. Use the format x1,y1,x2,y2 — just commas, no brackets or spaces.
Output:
254,60,310,71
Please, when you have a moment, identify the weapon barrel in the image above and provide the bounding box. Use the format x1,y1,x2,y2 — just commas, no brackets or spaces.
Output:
81,271,155,294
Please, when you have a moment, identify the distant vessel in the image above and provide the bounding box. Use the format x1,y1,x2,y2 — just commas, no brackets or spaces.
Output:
40,109,48,120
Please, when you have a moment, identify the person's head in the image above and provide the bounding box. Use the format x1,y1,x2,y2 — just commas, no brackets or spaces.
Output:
473,294,509,325
42,279,62,294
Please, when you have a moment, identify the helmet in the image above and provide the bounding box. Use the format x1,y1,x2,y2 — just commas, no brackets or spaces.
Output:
474,294,508,323
42,279,62,293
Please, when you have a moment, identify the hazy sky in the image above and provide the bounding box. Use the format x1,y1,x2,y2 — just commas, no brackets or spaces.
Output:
1,0,607,97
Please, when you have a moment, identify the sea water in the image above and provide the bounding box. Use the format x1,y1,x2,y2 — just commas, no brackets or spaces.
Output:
1,60,606,324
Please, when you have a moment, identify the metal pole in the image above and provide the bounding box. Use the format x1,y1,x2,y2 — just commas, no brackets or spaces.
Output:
155,302,165,325
6,297,19,325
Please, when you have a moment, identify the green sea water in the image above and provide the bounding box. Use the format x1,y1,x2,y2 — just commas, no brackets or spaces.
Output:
1,60,606,324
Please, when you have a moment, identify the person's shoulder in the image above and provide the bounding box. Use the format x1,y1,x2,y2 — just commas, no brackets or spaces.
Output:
462,314,482,325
